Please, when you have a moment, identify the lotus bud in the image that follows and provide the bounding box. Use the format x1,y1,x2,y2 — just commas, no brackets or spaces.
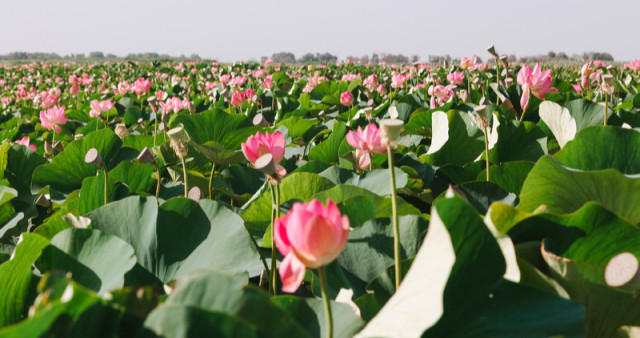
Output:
188,186,203,201
253,113,268,127
486,44,498,58
74,134,84,141
85,148,104,167
378,119,404,148
605,252,640,290
136,147,156,165
114,123,129,139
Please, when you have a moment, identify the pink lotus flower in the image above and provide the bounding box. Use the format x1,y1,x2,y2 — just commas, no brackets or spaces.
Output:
15,136,37,152
275,199,349,293
89,99,114,118
460,55,478,70
131,78,152,99
263,76,274,89
624,60,640,72
70,85,80,97
428,84,455,108
242,131,287,177
231,92,246,107
391,73,405,89
517,63,556,111
377,84,387,95
340,91,353,106
446,71,465,85
363,74,378,90
244,89,256,103
40,105,67,133
346,123,387,169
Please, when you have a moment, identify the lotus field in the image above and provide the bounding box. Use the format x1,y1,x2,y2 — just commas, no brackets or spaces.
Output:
2,53,640,337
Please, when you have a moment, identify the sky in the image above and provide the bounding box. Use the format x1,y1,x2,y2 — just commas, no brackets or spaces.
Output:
1,0,639,62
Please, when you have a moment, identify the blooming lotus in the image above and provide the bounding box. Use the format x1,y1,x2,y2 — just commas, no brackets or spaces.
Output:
263,76,274,90
460,55,479,70
346,123,387,169
446,71,465,85
517,63,556,111
242,131,286,177
15,136,37,152
231,91,246,107
428,84,455,108
89,99,114,118
624,60,640,72
40,105,67,133
131,77,152,98
275,199,349,292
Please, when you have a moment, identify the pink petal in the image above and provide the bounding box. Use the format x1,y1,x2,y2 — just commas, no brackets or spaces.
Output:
279,253,306,293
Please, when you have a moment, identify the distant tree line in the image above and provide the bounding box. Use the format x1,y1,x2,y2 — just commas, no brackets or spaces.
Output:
518,51,614,63
0,51,202,61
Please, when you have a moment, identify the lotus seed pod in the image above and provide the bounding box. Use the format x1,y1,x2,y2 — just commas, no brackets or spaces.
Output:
254,153,276,176
35,194,50,208
114,123,129,139
605,252,640,290
85,148,103,166
379,119,404,147
136,147,156,165
188,186,203,201
253,113,268,127
486,44,498,58
74,134,84,141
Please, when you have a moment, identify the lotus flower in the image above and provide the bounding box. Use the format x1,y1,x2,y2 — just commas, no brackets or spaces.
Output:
340,91,353,106
275,199,350,293
346,123,387,169
446,71,465,85
263,76,274,90
131,77,152,98
460,55,478,70
40,105,67,133
517,63,556,111
89,99,114,118
624,60,640,72
231,91,246,107
15,136,36,152
242,131,286,176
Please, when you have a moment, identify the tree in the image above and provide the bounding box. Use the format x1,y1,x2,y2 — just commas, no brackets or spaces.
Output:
89,51,104,58
271,52,296,64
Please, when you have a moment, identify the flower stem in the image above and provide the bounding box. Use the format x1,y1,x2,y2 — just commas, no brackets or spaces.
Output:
318,266,334,338
208,163,216,199
103,168,109,206
181,156,188,198
484,127,490,182
155,167,161,199
153,113,158,146
387,146,401,290
604,94,608,126
269,182,281,295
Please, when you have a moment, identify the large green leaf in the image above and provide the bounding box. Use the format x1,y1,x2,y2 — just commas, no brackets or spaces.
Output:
36,228,137,294
170,108,260,149
87,196,261,283
5,145,47,196
317,166,408,196
488,202,640,337
278,116,324,145
273,296,365,338
0,274,125,337
31,129,123,197
0,233,49,327
240,172,335,235
420,110,485,166
357,193,584,337
189,141,246,166
476,161,534,195
68,171,129,214
519,155,640,223
487,116,547,164
554,126,640,174
449,181,517,215
308,121,347,164
109,161,156,194
160,270,310,338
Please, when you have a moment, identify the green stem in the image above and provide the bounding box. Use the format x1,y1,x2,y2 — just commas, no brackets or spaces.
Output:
318,266,334,338
269,182,281,295
387,146,401,290
181,156,188,198
209,164,216,199
155,167,161,199
103,168,109,206
153,113,158,146
604,94,608,126
484,128,490,182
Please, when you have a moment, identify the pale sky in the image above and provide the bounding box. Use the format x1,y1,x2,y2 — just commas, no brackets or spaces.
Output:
1,0,638,62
